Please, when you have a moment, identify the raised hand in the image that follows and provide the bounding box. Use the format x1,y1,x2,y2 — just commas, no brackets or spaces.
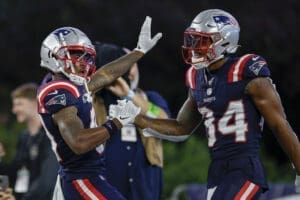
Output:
134,16,162,54
107,77,130,98
109,100,141,126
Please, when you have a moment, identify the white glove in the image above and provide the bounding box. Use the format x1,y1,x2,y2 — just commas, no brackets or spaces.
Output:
295,174,300,193
109,100,141,126
134,16,162,54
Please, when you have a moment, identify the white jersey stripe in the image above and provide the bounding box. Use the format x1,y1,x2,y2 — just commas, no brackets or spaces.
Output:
38,81,80,105
187,66,196,88
207,186,217,200
39,115,62,162
232,54,252,82
240,182,257,200
75,179,99,200
188,67,193,88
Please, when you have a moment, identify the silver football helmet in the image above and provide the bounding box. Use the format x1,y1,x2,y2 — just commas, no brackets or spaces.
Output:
40,27,96,85
182,9,240,69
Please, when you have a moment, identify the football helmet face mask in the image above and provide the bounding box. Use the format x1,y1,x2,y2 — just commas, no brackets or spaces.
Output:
182,9,240,69
40,27,96,85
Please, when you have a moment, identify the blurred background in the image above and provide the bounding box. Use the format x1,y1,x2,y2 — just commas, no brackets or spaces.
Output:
0,0,299,199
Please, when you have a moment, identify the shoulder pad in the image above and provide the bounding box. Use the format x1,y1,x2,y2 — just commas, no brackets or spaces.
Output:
38,80,80,114
185,66,197,89
228,54,270,83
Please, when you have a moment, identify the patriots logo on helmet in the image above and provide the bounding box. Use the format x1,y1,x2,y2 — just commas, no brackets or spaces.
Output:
213,15,238,29
53,29,71,37
46,94,67,106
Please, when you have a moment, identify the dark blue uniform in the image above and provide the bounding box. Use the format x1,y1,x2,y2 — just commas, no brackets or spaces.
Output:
100,90,170,200
186,54,270,199
37,79,125,200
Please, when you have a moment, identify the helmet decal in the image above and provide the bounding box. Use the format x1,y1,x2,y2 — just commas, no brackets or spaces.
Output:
212,15,239,29
53,29,72,37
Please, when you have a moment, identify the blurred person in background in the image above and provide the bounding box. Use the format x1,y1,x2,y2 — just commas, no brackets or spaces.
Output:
0,83,58,200
0,142,9,175
93,42,171,200
0,187,15,200
37,16,161,199
110,9,300,199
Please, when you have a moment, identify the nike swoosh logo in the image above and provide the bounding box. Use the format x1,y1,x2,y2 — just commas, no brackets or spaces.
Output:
119,116,130,120
48,90,58,95
252,56,259,61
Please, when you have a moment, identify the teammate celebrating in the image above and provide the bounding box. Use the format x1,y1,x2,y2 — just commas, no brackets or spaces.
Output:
110,9,300,199
37,16,161,199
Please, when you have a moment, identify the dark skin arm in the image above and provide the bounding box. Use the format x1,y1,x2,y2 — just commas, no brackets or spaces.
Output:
246,77,300,174
52,51,143,155
134,91,202,136
52,106,122,155
88,51,143,93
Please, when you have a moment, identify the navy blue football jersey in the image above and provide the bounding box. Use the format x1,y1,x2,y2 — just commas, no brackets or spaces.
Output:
37,79,105,176
186,54,271,160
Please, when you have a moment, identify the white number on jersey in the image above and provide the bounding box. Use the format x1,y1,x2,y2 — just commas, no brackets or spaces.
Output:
199,100,248,147
89,107,97,128
90,107,105,154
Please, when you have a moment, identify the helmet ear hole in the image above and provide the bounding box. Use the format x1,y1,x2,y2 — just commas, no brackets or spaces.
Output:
221,42,229,47
48,51,53,58
226,45,239,54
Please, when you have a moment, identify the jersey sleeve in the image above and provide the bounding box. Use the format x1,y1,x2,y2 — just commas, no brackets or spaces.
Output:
243,54,270,79
37,81,80,114
228,54,271,83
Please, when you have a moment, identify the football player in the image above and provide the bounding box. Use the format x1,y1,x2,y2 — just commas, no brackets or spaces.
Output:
37,16,161,199
110,9,300,199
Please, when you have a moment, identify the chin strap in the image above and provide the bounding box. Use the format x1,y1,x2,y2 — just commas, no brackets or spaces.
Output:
69,73,86,86
193,55,224,69
59,68,84,85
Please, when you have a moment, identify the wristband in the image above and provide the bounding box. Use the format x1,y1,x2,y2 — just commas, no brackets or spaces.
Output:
125,90,135,100
146,102,160,118
102,120,118,136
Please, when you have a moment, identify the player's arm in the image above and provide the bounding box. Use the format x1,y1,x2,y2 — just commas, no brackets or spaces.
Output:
134,91,201,136
246,77,300,174
52,106,122,155
88,51,143,93
88,16,162,93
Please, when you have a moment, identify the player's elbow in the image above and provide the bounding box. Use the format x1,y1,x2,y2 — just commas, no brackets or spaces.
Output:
69,143,87,155
177,125,194,136
70,128,110,155
68,138,91,155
